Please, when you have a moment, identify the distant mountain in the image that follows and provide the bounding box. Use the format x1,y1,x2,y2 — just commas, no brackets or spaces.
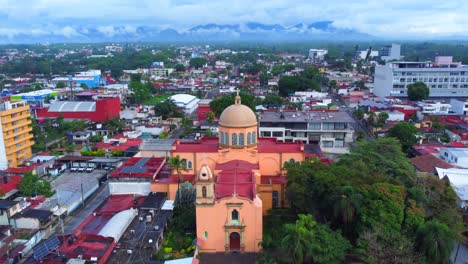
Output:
0,21,376,43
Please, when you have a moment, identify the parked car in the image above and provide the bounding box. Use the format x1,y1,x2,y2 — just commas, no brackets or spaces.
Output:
86,167,94,173
77,167,85,172
70,167,78,172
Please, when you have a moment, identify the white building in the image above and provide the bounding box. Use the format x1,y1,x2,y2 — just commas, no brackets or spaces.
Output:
380,44,402,62
419,101,452,115
374,57,468,98
450,99,468,115
440,148,468,168
436,167,468,208
150,68,174,77
308,49,328,62
169,94,200,115
386,111,405,122
356,49,379,60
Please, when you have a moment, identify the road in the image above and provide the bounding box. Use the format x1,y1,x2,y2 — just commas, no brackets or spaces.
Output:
62,183,110,234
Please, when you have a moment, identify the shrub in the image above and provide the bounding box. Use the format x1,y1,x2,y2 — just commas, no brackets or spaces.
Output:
164,247,172,254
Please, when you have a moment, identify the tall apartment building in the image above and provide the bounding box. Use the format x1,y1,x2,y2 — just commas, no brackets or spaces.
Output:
374,56,468,98
380,44,402,62
258,111,355,153
149,67,174,77
308,49,328,63
0,101,34,169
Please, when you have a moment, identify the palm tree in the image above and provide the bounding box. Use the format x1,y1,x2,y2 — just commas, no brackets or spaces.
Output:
280,215,315,264
332,186,362,238
415,220,455,264
168,155,188,197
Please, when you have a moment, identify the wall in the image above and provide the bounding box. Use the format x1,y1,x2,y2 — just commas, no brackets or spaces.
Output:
13,217,40,229
197,106,211,122
36,98,120,122
109,181,151,195
373,65,394,98
196,195,262,253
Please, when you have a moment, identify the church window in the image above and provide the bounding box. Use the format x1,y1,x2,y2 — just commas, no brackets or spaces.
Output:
187,161,193,169
224,132,229,145
220,132,224,144
252,132,257,144
202,186,207,198
247,132,252,144
204,231,208,239
272,191,279,208
289,158,295,163
239,133,245,145
232,133,238,145
231,209,239,222
181,159,187,168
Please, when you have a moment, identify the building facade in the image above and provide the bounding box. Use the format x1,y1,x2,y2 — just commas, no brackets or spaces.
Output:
258,111,355,153
150,68,174,77
0,101,34,169
380,43,402,62
374,57,468,98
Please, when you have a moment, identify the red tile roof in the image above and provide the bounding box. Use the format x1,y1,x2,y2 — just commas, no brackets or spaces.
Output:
0,176,21,195
215,160,256,201
58,234,114,261
411,154,456,174
261,175,287,185
94,137,142,151
257,138,304,153
172,137,219,153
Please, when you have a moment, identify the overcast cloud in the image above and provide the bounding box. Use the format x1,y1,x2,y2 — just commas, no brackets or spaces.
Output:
0,0,467,38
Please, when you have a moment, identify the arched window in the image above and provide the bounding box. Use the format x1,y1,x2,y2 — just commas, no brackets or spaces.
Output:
187,161,193,169
289,158,295,163
224,132,229,145
220,132,224,144
247,132,252,144
181,159,187,168
239,133,244,145
232,133,238,145
232,209,239,221
252,131,257,144
202,186,207,198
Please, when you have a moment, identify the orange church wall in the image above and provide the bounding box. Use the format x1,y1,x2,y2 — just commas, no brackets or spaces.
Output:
258,184,284,214
196,196,263,253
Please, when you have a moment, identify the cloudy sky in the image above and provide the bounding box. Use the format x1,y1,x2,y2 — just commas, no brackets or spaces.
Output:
0,0,467,38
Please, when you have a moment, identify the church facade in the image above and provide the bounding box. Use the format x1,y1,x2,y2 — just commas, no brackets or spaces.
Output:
151,94,306,253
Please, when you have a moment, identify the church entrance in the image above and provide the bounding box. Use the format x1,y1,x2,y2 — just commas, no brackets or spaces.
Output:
229,232,241,251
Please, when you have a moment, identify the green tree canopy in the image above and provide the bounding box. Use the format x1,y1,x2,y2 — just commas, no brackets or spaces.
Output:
189,58,207,69
154,99,178,119
175,64,186,72
55,81,66,88
415,220,455,264
388,122,419,153
18,172,54,197
407,82,430,101
262,94,284,108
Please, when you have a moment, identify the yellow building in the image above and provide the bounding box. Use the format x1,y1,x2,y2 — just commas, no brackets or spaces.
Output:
0,101,34,169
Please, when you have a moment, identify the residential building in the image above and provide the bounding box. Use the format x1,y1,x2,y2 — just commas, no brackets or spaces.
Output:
374,57,468,98
440,148,468,167
308,49,328,62
380,43,402,62
356,49,379,60
149,67,174,77
258,111,355,153
450,99,468,115
419,101,452,115
435,167,468,208
51,69,102,88
0,200,20,225
169,94,200,115
0,101,34,169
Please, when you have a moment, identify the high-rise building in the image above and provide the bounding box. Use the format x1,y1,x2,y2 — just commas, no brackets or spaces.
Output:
374,56,468,98
0,101,34,169
380,43,403,62
308,49,328,62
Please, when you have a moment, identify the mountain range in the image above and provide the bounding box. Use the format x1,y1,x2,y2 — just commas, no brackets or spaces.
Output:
1,21,376,43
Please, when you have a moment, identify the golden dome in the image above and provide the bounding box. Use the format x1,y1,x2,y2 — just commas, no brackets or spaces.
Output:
218,93,257,128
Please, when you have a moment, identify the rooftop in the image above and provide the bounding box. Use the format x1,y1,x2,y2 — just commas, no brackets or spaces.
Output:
215,160,257,201
259,110,354,123
411,154,456,174
48,101,96,112
110,157,165,179
12,209,52,220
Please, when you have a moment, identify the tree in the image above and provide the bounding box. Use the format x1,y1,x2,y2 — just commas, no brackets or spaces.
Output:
55,81,66,88
18,172,54,197
415,220,455,264
367,111,377,126
175,64,186,72
209,92,256,117
407,82,430,101
90,135,104,143
154,99,178,119
129,80,150,104
262,94,284,108
332,185,362,238
168,155,188,195
80,83,88,89
377,112,389,124
206,111,215,125
174,181,196,206
181,117,193,131
354,108,365,120
189,58,207,69
388,122,419,153
281,214,350,264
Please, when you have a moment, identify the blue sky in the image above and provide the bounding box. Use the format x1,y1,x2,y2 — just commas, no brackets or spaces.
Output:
0,0,467,38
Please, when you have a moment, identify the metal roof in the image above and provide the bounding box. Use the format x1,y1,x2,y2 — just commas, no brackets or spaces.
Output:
48,101,96,112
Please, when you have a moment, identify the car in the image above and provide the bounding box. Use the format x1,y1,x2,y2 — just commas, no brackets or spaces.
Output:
86,167,94,173
70,167,78,172
77,167,85,172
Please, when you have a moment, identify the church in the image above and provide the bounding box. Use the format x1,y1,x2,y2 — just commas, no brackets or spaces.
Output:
152,93,308,253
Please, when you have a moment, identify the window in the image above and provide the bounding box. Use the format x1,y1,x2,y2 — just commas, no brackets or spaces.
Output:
232,210,239,222
202,186,207,198
323,123,334,130
272,191,279,208
252,132,256,144
308,123,321,130
204,231,208,239
247,132,252,144
272,131,283,137
187,161,193,169
232,133,238,145
239,133,244,145
220,132,224,144
289,158,295,163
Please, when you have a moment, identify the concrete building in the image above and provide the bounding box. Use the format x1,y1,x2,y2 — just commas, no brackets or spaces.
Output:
440,148,468,168
169,94,200,115
380,44,402,62
0,101,34,169
450,99,468,115
419,101,452,115
356,49,379,60
258,111,355,153
150,68,174,77
374,57,468,98
51,70,102,88
308,49,328,62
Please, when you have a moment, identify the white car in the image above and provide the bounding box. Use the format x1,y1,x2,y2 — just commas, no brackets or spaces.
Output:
86,167,94,173
77,167,85,172
70,167,78,172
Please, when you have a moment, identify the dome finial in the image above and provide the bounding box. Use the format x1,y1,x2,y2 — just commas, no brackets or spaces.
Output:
235,88,241,105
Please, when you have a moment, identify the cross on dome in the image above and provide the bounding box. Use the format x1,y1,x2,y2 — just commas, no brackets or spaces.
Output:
235,88,241,105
